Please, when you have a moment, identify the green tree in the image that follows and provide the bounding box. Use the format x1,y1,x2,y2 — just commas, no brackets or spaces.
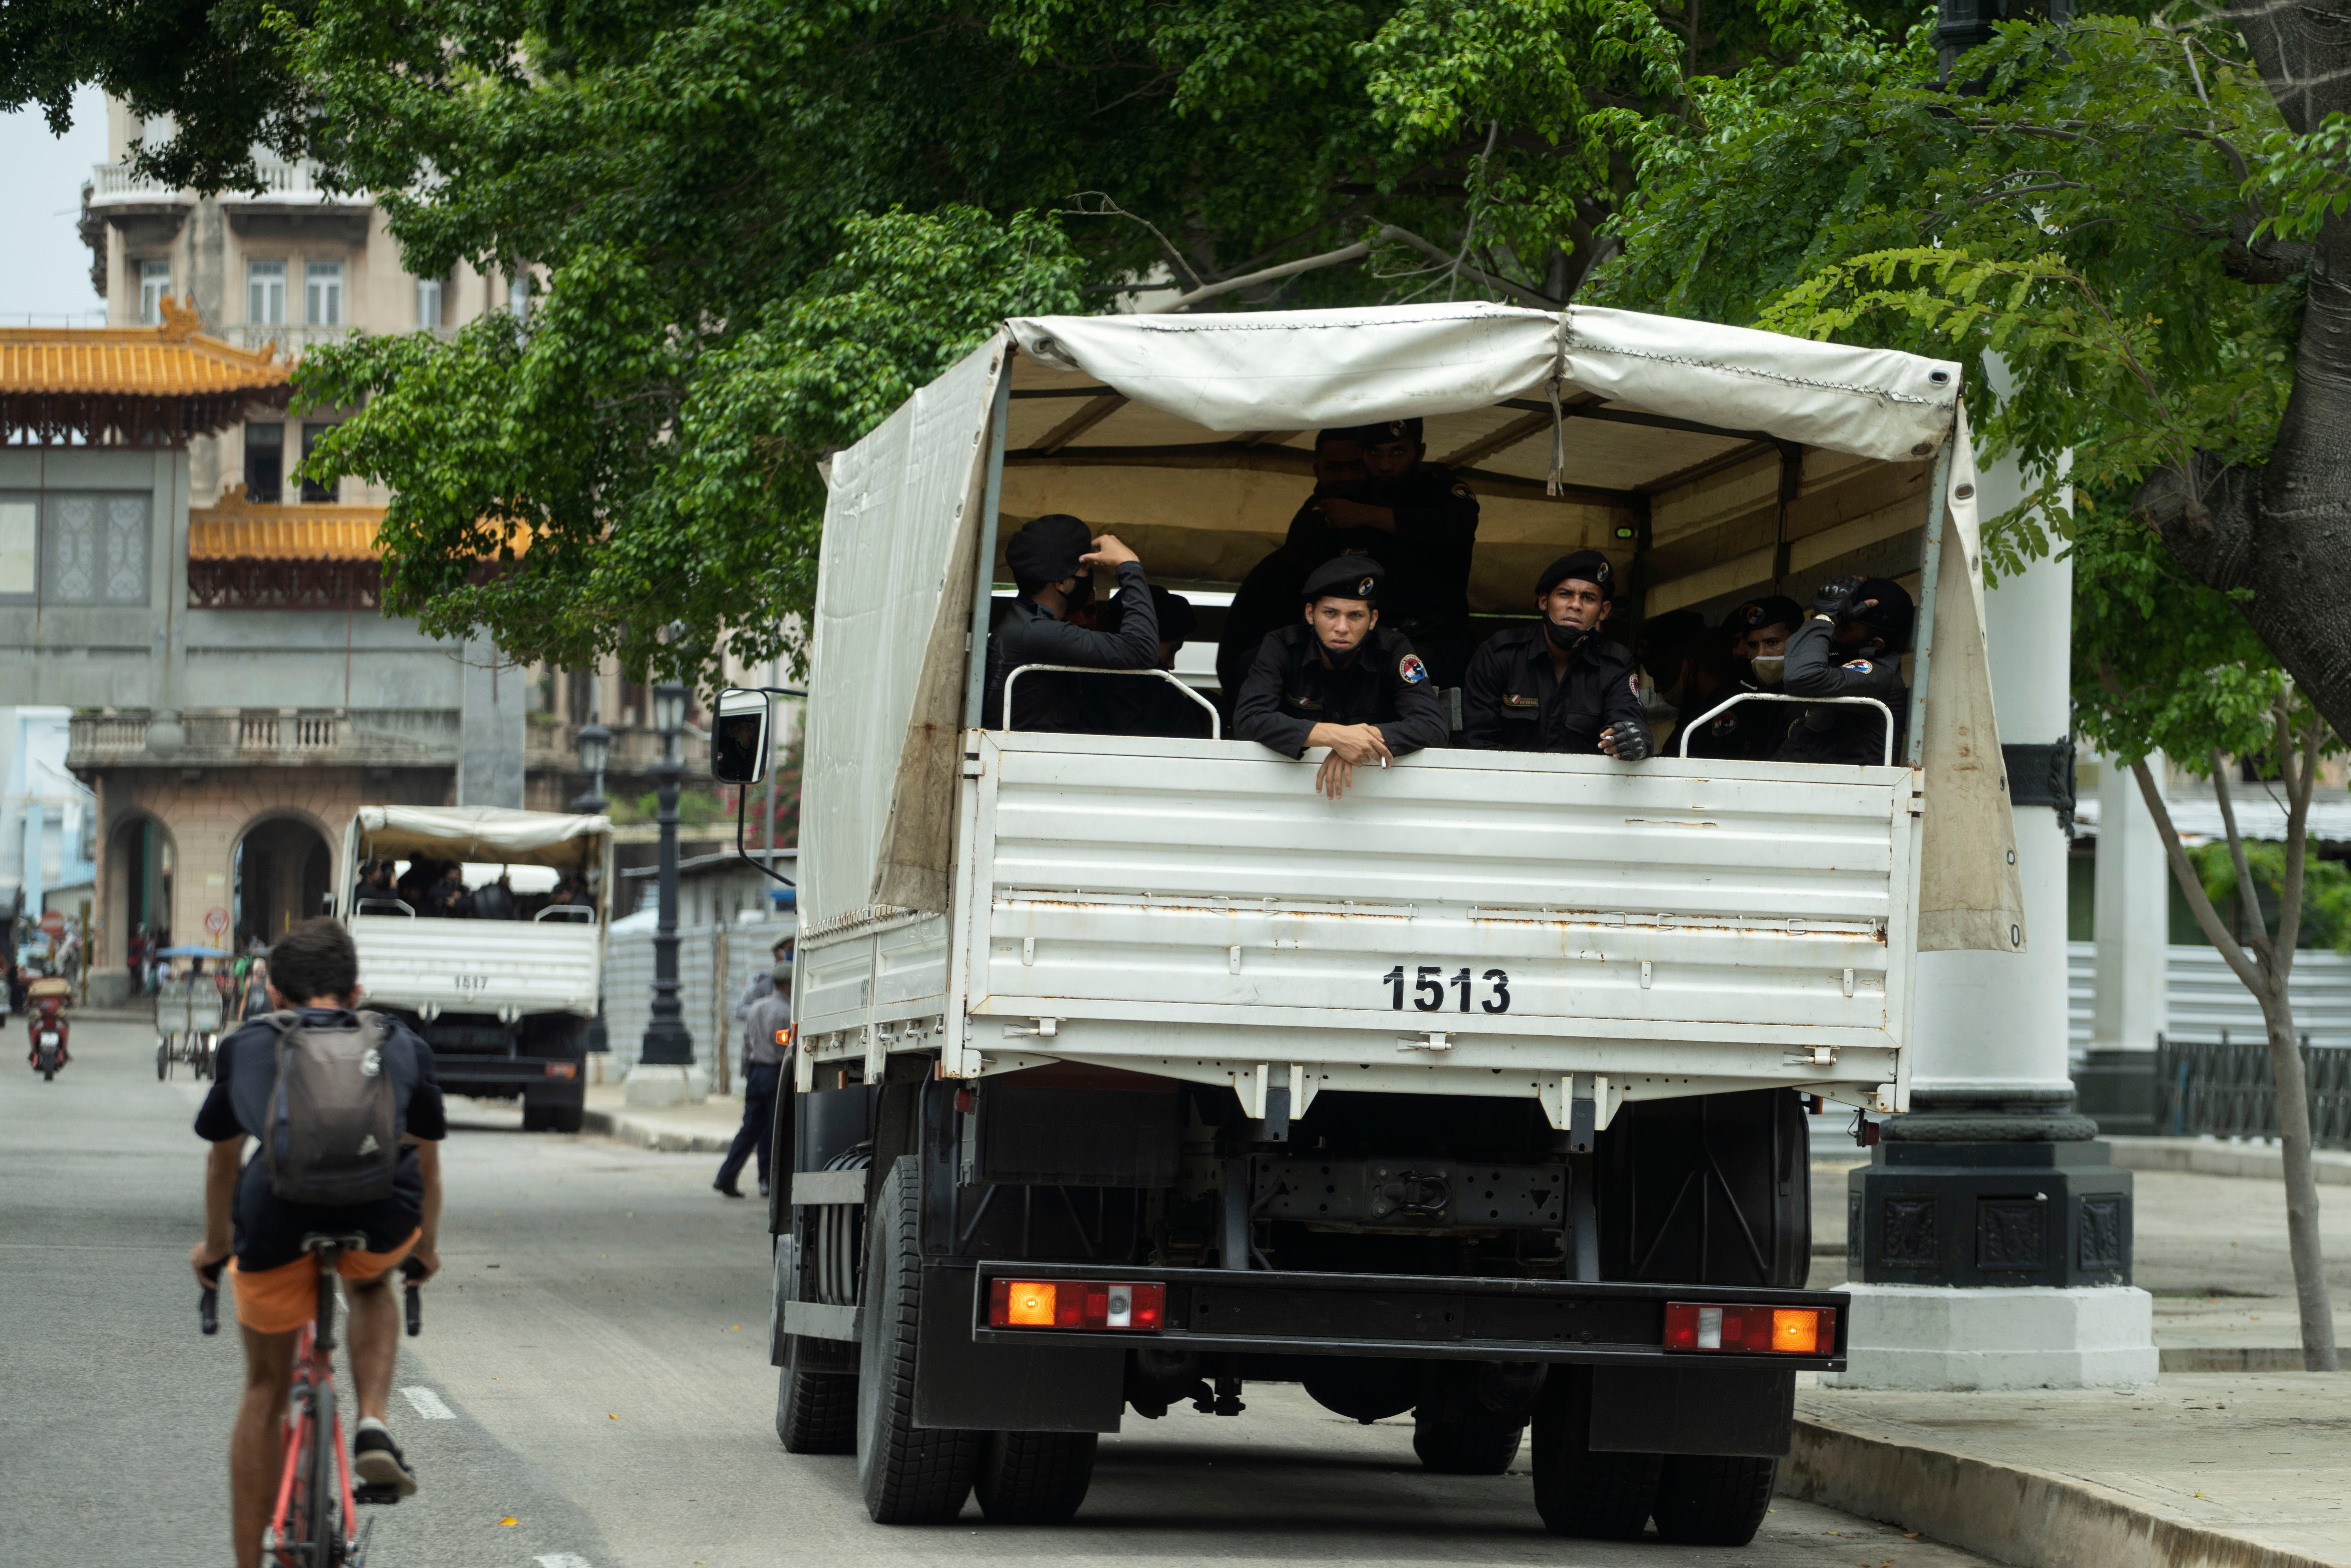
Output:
2070,502,2340,1370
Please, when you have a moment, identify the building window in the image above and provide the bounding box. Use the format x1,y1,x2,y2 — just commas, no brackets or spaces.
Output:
305,260,344,327
245,423,284,505
42,494,151,606
416,277,444,329
138,260,171,325
248,260,286,326
300,424,336,504
0,498,36,600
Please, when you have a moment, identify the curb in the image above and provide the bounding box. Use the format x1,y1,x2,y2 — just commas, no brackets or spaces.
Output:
2103,1138,2351,1187
1784,1411,2342,1568
579,1106,736,1155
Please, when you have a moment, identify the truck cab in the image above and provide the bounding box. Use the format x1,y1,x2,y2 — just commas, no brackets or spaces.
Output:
730,304,2026,1542
336,804,612,1132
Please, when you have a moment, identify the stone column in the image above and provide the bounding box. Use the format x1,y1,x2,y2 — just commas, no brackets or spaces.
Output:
2076,752,2170,1133
1837,449,2157,1390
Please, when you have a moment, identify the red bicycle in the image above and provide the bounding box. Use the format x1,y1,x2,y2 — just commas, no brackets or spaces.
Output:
200,1237,423,1566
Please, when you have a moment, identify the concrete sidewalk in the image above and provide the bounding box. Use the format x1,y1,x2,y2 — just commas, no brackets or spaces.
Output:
579,1081,746,1155
1789,1372,2349,1568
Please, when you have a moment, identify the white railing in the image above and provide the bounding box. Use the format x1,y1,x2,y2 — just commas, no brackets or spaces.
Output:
87,157,368,207
229,324,360,356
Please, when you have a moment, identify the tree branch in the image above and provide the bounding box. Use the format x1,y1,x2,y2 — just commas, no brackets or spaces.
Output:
1376,225,1560,309
2135,757,2267,993
2276,700,2321,957
1145,239,1373,312
2211,747,2272,963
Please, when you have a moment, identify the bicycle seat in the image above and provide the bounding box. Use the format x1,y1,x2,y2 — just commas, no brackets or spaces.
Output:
300,1232,371,1255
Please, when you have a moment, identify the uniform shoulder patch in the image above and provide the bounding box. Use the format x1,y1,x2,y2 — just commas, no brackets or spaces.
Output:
1842,658,1875,672
1502,692,1540,708
1398,654,1429,685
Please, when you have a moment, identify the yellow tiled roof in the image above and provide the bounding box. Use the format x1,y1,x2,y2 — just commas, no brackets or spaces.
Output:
0,298,288,396
191,486,536,561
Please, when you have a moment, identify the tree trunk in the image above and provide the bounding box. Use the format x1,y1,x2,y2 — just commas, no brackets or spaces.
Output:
2258,971,2342,1370
2133,2,2351,740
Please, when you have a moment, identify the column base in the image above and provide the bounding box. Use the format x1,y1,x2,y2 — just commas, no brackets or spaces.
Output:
623,1063,710,1107
1822,1282,2158,1390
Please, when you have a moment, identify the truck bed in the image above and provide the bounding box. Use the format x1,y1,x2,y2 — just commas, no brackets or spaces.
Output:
799,732,1917,1119
352,914,604,1018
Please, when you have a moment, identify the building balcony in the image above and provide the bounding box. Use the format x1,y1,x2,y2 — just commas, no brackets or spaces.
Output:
88,156,371,210
67,707,461,772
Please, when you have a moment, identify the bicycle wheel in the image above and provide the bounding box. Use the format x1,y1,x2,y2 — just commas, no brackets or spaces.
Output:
310,1379,345,1566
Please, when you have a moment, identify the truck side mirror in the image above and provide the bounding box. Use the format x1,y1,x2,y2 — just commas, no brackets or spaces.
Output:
712,688,770,784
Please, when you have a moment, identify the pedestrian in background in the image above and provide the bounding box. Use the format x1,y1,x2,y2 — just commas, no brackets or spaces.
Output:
715,959,791,1200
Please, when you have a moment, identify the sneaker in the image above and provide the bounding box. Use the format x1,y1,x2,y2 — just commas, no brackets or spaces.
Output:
352,1427,418,1497
713,1179,745,1199
758,1181,771,1199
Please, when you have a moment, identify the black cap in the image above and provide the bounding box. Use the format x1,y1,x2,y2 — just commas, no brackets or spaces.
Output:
1852,578,1915,650
1004,513,1092,585
1730,594,1804,637
1537,550,1615,597
1303,555,1384,604
1323,417,1423,448
1111,584,1197,644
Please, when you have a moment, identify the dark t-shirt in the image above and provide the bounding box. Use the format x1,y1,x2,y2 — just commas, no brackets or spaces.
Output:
196,1010,448,1265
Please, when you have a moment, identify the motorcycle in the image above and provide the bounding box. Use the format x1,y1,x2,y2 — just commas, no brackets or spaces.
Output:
26,979,70,1081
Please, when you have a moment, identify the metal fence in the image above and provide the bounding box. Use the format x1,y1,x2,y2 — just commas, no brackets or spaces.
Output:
2151,1033,2351,1149
599,918,793,1092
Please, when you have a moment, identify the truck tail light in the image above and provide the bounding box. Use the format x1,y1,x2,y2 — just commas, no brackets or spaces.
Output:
1663,1302,1835,1355
988,1279,1164,1332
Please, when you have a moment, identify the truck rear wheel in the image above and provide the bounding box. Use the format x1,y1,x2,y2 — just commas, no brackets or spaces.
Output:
1413,1412,1524,1475
856,1156,981,1523
521,1098,586,1133
973,1432,1096,1524
1651,1454,1777,1546
778,1338,858,1455
1530,1370,1660,1540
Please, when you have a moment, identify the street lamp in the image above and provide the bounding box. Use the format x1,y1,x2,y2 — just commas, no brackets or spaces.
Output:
627,680,698,1101
570,718,612,815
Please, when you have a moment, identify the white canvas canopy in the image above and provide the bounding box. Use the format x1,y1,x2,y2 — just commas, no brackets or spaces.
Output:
803,304,2026,954
352,805,612,868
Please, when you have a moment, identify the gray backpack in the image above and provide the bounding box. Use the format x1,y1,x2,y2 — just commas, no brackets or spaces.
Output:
262,1010,400,1206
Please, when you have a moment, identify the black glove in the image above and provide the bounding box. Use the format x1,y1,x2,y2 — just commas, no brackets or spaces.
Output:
1810,575,1863,624
1607,723,1652,762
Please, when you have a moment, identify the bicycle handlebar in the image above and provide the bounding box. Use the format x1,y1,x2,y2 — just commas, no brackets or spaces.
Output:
402,1255,425,1336
198,1258,223,1336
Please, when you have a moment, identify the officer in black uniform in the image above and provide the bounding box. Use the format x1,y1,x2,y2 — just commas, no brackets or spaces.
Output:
1093,584,1212,738
987,512,1159,732
1459,550,1651,759
1232,556,1450,799
1324,417,1481,689
1214,430,1372,705
1774,575,1913,765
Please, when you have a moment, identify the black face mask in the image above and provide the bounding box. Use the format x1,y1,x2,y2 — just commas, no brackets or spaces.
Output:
1543,618,1592,658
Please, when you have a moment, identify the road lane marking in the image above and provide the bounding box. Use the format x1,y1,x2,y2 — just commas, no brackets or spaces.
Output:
535,1556,595,1567
400,1386,456,1420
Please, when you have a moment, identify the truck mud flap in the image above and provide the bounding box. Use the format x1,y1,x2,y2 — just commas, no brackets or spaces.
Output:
914,1265,1124,1434
1587,1364,1796,1457
970,1261,1847,1373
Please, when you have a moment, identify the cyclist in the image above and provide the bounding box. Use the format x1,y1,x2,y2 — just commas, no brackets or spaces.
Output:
188,917,446,1568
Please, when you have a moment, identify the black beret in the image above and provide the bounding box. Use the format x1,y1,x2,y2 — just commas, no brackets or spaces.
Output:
1111,584,1197,644
1730,594,1804,636
1537,550,1614,598
1852,578,1915,649
1320,417,1423,448
1004,513,1092,584
1303,555,1384,604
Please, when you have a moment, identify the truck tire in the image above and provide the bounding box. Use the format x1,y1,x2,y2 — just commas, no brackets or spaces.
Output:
778,1339,858,1455
856,1156,980,1523
521,1098,587,1134
1530,1370,1660,1541
973,1432,1097,1524
1412,1412,1524,1474
1651,1455,1777,1546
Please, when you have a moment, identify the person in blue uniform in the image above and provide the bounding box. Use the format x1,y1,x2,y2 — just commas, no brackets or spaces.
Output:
1459,550,1650,759
1774,576,1913,765
1232,556,1450,799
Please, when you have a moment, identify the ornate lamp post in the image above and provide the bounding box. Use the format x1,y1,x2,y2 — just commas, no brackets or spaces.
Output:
570,717,613,815
624,681,702,1104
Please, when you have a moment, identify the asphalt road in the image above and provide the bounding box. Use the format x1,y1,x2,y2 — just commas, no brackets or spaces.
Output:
2,1020,1996,1568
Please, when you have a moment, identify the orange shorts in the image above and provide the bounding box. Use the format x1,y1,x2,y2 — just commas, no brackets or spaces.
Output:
229,1229,421,1335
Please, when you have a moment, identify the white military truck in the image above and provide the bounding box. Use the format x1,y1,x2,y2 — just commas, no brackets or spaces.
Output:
336,805,612,1132
717,304,2025,1542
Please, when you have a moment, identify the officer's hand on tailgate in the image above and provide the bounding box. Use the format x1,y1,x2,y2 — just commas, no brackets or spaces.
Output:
1810,576,1864,624
1080,533,1140,569
1600,724,1652,762
1312,723,1393,766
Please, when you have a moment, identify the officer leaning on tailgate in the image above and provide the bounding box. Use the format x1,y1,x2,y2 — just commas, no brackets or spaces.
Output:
1774,574,1914,765
1232,556,1450,800
1459,550,1650,760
